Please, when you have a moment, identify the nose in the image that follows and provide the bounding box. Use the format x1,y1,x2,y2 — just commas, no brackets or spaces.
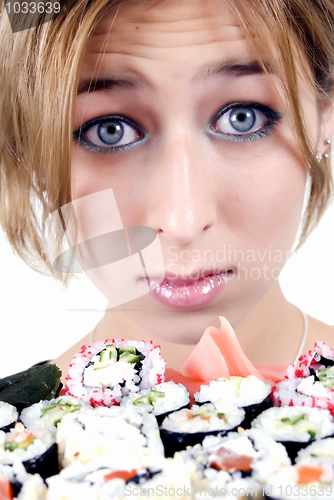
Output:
146,128,217,247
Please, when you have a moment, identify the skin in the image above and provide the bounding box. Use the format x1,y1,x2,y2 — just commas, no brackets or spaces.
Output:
55,0,334,381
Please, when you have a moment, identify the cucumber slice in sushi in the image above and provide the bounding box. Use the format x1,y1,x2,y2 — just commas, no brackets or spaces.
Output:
121,381,190,425
160,403,245,458
20,396,90,431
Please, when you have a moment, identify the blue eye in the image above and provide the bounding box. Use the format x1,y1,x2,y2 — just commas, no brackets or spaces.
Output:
209,103,282,141
73,116,145,153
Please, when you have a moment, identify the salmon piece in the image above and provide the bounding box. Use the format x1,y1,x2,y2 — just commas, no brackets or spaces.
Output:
210,447,253,472
297,465,323,485
0,475,14,500
104,469,139,482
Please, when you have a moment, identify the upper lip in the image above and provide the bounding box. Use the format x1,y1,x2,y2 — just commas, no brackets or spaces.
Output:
140,268,233,286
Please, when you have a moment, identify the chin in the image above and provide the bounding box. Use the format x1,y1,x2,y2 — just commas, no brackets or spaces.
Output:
113,294,226,344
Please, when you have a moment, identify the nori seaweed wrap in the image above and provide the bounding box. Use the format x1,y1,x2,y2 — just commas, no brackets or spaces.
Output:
0,364,62,413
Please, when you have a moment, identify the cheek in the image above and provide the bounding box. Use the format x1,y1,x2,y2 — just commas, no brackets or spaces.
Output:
219,152,307,253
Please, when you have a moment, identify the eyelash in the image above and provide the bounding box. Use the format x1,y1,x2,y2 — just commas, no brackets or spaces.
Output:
73,115,146,154
208,102,282,142
73,103,282,153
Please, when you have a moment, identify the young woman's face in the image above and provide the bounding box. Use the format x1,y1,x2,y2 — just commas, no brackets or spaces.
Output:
71,0,322,343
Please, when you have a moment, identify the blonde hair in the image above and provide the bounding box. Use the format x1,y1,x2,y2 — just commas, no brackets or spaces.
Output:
0,0,333,283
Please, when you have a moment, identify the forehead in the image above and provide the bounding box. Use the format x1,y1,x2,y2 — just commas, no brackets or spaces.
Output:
81,0,273,82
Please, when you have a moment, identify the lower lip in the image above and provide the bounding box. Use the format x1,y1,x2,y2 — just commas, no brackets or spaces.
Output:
146,273,230,310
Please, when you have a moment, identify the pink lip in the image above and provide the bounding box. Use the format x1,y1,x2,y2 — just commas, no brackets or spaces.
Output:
145,271,232,310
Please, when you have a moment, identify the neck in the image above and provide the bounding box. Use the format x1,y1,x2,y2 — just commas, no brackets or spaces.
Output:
234,282,304,365
95,281,304,369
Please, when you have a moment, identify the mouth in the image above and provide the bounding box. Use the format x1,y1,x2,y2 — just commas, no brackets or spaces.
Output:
142,268,234,310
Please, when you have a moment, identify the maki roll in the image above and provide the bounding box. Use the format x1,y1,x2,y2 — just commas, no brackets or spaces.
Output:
0,461,47,500
56,406,164,469
251,406,334,462
264,463,334,500
47,453,192,500
20,396,90,432
160,403,245,457
0,423,58,479
0,402,18,433
121,381,190,424
295,437,334,466
65,339,165,407
194,376,272,427
191,429,291,482
272,342,334,416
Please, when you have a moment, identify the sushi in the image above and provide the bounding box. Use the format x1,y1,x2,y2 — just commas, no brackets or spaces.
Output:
160,402,245,457
65,339,165,407
251,406,334,461
0,423,58,479
194,376,272,427
272,342,334,416
121,381,190,424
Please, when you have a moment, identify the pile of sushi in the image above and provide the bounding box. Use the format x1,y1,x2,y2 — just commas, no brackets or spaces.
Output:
1,340,334,499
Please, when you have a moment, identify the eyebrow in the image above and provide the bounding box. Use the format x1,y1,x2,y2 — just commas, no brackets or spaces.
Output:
77,61,273,95
77,78,141,95
209,60,273,78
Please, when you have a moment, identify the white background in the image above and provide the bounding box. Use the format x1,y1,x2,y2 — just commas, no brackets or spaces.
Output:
0,201,333,379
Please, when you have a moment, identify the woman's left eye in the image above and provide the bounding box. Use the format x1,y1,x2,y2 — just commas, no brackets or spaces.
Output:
73,116,145,152
209,103,282,141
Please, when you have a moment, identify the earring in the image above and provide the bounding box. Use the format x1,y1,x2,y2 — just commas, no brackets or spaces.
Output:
316,151,323,163
325,139,332,146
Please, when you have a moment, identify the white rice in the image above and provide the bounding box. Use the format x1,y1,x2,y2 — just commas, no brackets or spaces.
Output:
57,406,164,469
194,376,271,407
0,402,18,429
161,403,245,433
121,381,190,416
251,406,334,443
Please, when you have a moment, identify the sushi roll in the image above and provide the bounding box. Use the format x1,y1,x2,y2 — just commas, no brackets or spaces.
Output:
264,462,334,500
0,423,58,479
194,376,272,427
160,403,245,457
251,406,334,462
20,396,90,432
121,381,190,424
295,437,334,466
56,405,164,469
0,402,18,433
272,342,334,416
47,453,192,500
65,339,165,407
178,427,290,495
0,461,47,500
196,429,290,481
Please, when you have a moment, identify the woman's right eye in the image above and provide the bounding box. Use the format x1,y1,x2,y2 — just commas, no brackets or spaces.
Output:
73,116,145,153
